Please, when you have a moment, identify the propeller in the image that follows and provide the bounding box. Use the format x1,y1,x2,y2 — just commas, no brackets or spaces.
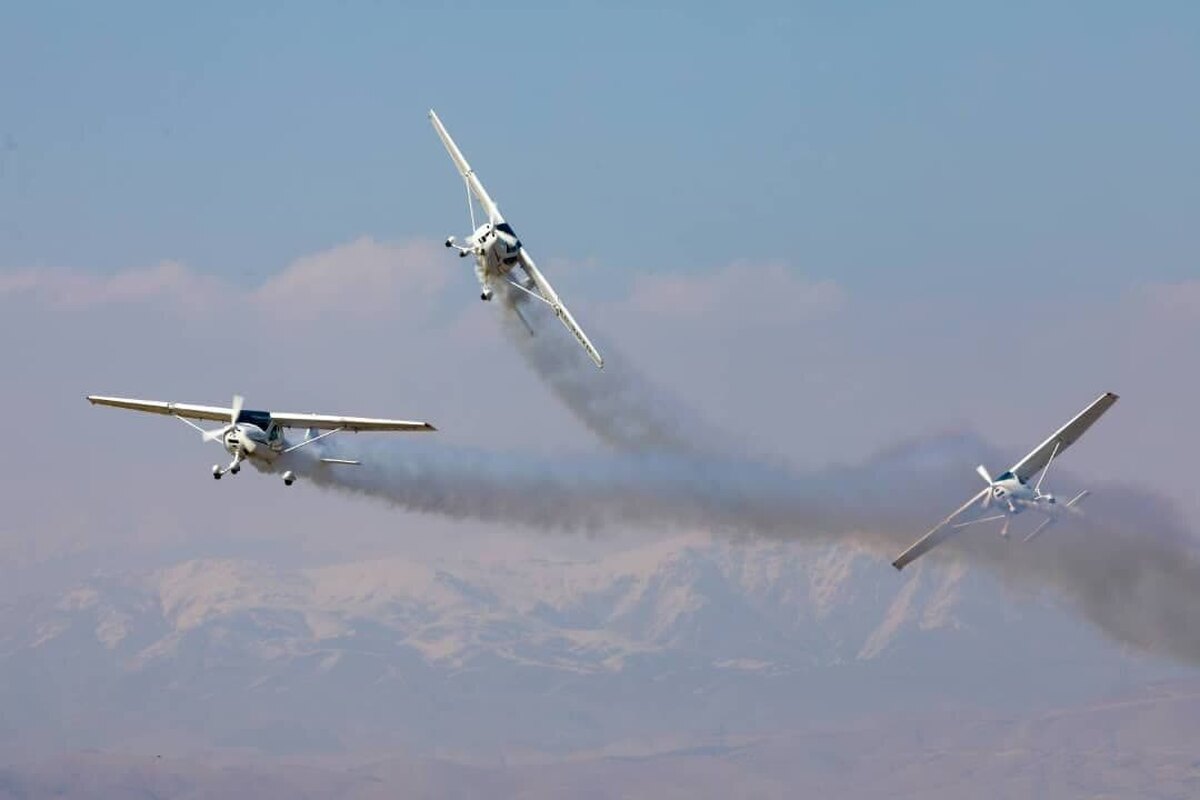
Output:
203,394,244,443
976,464,997,509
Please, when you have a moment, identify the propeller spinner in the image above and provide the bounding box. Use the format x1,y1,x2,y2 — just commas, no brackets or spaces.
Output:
202,394,244,443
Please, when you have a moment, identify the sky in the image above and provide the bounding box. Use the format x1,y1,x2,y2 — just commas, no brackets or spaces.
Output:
1,1,1197,293
0,2,1198,616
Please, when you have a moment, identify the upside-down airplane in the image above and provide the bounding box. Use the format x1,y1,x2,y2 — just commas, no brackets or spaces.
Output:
429,109,604,368
892,391,1119,570
87,394,435,486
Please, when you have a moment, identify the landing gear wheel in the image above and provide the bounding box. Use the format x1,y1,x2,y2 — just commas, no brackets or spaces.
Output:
212,466,222,480
230,464,241,475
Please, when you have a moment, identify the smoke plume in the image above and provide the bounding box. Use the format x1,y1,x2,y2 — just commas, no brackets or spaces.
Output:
285,284,1200,667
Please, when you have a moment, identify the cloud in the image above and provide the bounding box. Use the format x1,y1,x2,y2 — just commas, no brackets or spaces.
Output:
254,237,448,322
0,237,449,322
0,261,221,311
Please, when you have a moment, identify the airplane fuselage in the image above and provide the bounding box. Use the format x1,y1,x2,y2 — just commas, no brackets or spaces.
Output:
988,473,1056,515
222,422,286,465
467,222,522,282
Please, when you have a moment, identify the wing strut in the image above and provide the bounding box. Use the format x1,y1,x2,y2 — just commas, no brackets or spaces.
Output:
505,276,552,306
282,427,343,454
465,174,476,231
172,415,208,435
1034,440,1061,496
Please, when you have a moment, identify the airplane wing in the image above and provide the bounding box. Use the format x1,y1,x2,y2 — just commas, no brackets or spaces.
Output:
88,396,435,433
88,395,234,423
892,489,990,571
518,249,605,368
268,412,435,433
428,109,502,223
1007,392,1119,482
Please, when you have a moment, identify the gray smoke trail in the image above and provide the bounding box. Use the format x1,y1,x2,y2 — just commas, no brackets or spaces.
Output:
277,278,1200,667
278,433,1200,667
498,285,730,456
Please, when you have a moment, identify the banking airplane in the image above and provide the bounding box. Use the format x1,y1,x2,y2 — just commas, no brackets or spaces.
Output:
88,394,434,486
892,392,1118,570
429,109,604,368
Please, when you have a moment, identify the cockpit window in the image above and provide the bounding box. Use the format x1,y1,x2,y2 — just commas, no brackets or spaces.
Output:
495,222,517,236
236,409,273,431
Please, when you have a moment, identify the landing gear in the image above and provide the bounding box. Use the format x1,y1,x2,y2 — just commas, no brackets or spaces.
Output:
282,470,296,487
445,236,471,258
480,290,493,302
212,452,244,480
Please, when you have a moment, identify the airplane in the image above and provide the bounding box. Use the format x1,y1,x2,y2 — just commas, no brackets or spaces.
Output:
87,394,435,486
428,109,604,369
892,391,1119,570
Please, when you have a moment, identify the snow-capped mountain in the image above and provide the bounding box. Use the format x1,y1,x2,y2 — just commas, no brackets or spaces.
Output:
0,534,1165,757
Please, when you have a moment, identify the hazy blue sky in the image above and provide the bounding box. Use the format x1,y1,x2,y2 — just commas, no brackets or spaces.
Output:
2,1,1196,299
0,2,1197,560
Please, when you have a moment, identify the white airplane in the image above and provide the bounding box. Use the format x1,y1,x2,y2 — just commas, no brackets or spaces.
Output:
429,109,604,369
87,394,435,486
892,391,1119,570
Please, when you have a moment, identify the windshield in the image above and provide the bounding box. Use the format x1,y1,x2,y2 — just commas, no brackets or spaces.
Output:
235,409,272,431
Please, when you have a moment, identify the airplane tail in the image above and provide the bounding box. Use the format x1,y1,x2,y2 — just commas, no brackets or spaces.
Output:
1023,518,1053,543
1024,490,1089,543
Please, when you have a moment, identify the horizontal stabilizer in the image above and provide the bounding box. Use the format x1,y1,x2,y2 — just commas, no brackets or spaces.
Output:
1023,518,1054,543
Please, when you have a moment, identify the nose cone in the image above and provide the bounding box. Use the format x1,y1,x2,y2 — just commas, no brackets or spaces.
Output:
232,424,266,454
